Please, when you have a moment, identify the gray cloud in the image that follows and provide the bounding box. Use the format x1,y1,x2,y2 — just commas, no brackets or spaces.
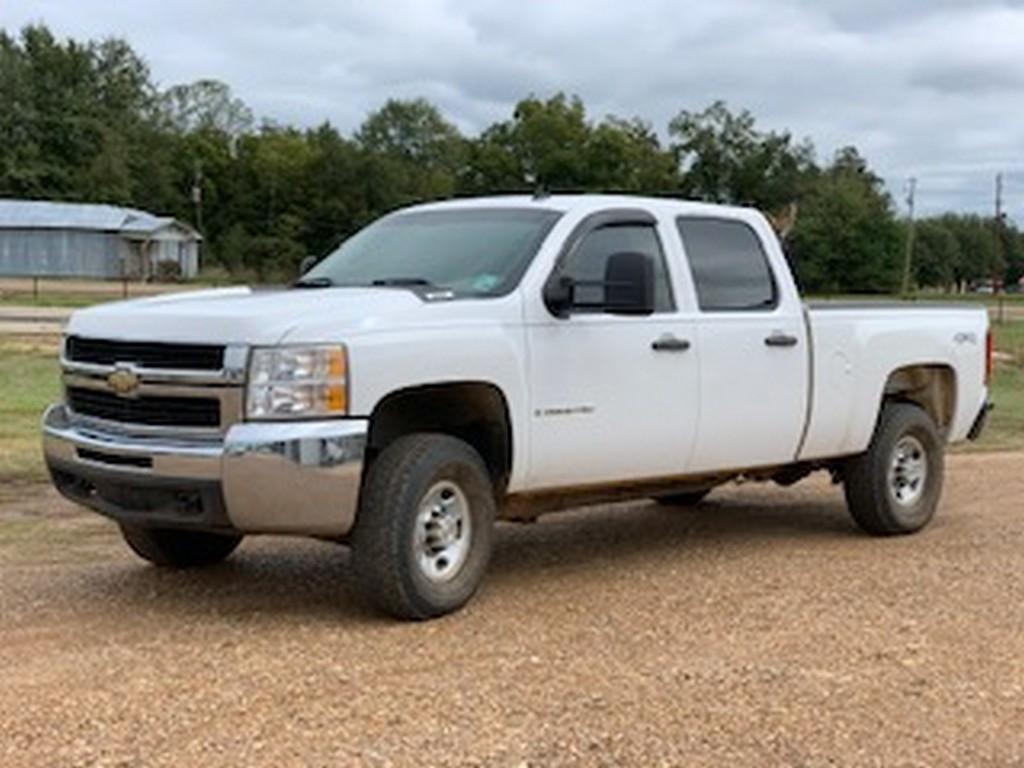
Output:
2,0,1024,222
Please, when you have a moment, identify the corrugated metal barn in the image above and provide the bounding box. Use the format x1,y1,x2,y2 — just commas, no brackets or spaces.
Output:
0,199,201,279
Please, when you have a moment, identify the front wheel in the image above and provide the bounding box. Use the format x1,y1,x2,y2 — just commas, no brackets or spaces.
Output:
350,434,496,620
120,525,242,567
842,403,944,536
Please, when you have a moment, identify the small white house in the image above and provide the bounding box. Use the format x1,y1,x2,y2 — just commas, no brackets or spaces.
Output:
0,199,202,280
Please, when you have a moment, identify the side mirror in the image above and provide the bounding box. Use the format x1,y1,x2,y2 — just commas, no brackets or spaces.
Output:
298,255,319,277
542,275,575,318
544,251,655,318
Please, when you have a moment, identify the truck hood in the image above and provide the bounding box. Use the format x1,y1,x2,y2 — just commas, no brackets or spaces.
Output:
66,286,500,345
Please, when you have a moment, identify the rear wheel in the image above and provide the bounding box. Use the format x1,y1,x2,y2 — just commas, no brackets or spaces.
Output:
843,403,944,536
120,525,242,567
350,433,495,620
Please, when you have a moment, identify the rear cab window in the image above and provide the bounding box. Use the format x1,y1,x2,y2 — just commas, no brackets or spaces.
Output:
676,217,778,312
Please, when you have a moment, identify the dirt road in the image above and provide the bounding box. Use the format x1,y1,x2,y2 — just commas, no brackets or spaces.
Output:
0,304,72,337
2,452,1023,767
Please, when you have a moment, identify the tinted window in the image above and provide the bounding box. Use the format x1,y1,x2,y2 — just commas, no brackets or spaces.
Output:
677,218,777,311
561,224,674,312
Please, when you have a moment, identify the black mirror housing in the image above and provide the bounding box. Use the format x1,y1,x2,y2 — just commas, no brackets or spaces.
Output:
543,275,575,318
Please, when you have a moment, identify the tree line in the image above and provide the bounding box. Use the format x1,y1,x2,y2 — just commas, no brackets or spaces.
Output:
2,24,1021,292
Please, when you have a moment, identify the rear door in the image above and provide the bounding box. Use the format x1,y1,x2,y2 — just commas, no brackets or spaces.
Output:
676,216,809,472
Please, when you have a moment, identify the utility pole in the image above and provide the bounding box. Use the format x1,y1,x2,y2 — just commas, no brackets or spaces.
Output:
900,177,917,296
191,160,204,234
994,172,1005,294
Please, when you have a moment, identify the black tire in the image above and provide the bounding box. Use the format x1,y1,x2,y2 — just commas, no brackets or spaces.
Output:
350,433,496,620
843,403,944,536
654,489,711,507
120,525,242,567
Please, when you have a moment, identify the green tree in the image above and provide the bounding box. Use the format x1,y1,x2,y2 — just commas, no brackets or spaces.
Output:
583,117,678,192
668,100,815,211
463,94,677,194
159,79,254,140
356,98,465,207
789,148,902,293
934,214,1002,290
463,93,591,191
1003,226,1024,288
0,23,995,292
912,220,961,290
302,123,369,255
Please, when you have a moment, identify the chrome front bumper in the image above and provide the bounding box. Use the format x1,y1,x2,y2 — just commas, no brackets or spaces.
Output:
42,404,367,536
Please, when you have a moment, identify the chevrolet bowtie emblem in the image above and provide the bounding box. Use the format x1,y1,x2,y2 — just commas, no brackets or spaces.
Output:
107,365,140,397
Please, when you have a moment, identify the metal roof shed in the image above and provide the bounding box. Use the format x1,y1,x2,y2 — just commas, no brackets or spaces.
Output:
0,199,202,279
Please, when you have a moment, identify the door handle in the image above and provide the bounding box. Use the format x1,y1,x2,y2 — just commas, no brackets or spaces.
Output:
765,333,799,348
652,335,691,352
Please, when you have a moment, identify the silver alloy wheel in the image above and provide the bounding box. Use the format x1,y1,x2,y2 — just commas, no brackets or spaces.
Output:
887,435,928,507
414,480,472,583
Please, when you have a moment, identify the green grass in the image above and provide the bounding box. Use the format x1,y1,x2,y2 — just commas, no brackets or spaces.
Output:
992,318,1024,355
0,341,60,487
976,320,1024,452
912,291,1024,306
981,366,1024,452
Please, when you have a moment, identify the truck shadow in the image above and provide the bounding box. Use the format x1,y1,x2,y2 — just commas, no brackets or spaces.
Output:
57,491,860,625
488,494,857,581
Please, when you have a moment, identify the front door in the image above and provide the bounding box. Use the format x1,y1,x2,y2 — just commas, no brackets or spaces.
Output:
526,215,700,490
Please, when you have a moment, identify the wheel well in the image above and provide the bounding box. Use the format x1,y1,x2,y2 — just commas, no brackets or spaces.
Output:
367,382,512,495
882,365,956,434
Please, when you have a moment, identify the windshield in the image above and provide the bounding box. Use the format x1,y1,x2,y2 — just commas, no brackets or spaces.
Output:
303,207,563,297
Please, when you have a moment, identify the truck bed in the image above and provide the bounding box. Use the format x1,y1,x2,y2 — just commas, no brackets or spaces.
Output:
798,302,988,462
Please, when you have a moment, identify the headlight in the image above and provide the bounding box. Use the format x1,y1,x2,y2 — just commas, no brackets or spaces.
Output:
246,345,348,420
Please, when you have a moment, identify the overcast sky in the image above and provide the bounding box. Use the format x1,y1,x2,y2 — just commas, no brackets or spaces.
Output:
3,0,1024,222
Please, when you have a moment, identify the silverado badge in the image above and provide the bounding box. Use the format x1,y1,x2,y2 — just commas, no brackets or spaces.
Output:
107,365,140,398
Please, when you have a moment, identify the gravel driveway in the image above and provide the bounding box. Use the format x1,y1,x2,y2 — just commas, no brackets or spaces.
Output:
2,452,1023,767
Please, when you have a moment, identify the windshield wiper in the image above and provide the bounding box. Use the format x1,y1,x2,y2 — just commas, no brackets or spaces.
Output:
292,276,335,289
370,277,436,288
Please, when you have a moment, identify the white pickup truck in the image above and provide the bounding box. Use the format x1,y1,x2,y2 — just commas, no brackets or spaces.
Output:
43,195,993,619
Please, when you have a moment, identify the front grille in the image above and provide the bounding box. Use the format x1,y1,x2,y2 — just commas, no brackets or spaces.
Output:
66,337,225,371
67,387,221,429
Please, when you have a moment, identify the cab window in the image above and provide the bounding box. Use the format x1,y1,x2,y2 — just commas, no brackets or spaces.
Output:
676,218,777,311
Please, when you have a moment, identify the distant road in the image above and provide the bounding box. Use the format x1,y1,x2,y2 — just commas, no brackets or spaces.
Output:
0,305,72,337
